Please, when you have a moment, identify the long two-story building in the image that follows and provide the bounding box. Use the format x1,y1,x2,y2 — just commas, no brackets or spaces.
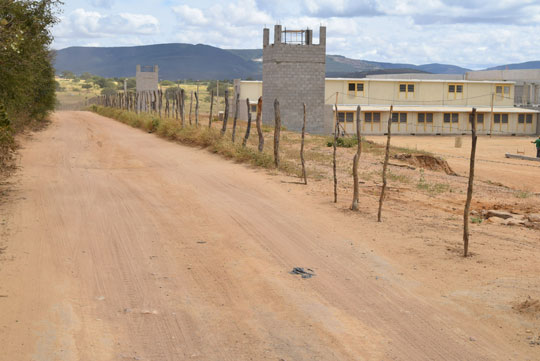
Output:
234,77,539,135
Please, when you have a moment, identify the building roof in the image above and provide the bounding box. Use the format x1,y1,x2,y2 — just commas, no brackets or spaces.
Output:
326,78,515,84
333,105,539,113
240,78,516,85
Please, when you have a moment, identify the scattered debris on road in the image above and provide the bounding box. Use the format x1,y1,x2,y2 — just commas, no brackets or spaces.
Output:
290,267,315,279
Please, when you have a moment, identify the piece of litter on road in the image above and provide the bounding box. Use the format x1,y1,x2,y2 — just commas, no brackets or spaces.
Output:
290,267,315,279
97,296,105,301
196,241,207,244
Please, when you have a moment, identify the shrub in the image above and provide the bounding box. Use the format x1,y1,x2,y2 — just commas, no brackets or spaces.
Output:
327,137,358,148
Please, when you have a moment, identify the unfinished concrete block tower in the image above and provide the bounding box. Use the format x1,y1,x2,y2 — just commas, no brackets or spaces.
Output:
262,25,326,133
135,64,159,92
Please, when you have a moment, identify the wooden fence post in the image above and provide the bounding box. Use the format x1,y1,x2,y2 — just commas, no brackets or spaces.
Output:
300,103,307,185
189,91,193,125
195,91,199,127
220,90,229,136
463,108,477,257
256,97,264,152
232,93,240,142
209,90,214,128
242,98,252,147
351,105,362,210
273,99,281,168
180,89,185,127
377,105,393,222
333,104,338,203
158,90,163,118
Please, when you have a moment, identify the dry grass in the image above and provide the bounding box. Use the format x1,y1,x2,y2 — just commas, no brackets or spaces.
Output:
90,106,463,200
91,106,302,175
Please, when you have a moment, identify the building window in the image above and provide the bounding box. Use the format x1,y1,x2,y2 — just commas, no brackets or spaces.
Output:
364,112,381,123
392,112,407,123
250,104,257,113
494,113,509,124
418,113,433,123
477,113,484,123
519,113,534,124
348,82,364,96
338,111,354,122
469,113,484,124
448,84,463,96
496,85,510,97
399,83,414,97
443,113,459,123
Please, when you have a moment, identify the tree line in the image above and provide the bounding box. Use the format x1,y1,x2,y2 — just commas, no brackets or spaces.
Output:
0,0,61,167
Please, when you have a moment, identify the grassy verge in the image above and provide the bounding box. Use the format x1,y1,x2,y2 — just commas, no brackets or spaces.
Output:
90,105,303,175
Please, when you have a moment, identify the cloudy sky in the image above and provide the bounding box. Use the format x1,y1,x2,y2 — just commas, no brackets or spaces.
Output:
52,0,540,69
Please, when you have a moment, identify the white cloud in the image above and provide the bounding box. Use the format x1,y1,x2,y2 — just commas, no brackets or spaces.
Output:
51,0,540,69
172,5,209,25
55,8,159,38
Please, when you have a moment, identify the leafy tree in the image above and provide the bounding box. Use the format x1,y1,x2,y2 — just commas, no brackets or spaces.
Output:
92,77,115,89
101,87,117,96
0,0,62,127
80,72,93,80
165,87,180,100
206,80,230,95
126,78,136,89
160,80,175,86
0,102,10,128
60,70,75,79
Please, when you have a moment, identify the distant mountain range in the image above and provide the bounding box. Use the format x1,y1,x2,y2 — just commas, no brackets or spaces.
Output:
53,43,540,80
487,61,540,71
54,43,260,80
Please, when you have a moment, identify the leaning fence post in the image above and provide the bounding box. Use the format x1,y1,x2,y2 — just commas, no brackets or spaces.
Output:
351,105,362,210
232,93,240,142
220,90,229,136
208,90,214,128
377,105,393,222
242,98,252,147
255,97,264,152
463,108,477,257
300,103,307,185
273,99,281,168
195,91,199,127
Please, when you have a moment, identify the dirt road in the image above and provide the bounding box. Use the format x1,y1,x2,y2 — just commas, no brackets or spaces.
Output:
0,111,526,360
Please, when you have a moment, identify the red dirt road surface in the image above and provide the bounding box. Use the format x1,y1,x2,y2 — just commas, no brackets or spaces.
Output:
0,111,531,360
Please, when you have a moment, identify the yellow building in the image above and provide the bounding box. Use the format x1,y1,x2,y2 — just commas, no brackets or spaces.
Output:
234,78,539,135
